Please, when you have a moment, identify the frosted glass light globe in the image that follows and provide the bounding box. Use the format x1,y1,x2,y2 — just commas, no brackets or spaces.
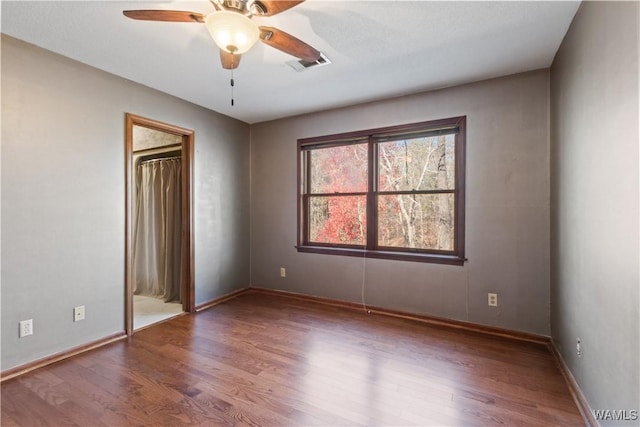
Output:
205,11,259,54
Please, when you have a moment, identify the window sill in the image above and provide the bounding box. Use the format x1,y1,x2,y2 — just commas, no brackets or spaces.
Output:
296,245,465,266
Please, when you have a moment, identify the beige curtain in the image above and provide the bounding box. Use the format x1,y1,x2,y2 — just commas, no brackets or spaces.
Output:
133,157,182,302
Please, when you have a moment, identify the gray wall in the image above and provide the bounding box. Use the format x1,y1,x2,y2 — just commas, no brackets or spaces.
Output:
550,2,640,423
1,35,250,370
250,70,551,335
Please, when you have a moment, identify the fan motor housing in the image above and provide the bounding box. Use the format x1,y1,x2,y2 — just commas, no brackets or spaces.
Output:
220,0,264,15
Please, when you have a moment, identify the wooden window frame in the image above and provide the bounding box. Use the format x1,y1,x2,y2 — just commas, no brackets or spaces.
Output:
297,116,466,265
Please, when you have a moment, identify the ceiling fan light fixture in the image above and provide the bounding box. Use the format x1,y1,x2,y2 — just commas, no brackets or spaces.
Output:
205,11,259,54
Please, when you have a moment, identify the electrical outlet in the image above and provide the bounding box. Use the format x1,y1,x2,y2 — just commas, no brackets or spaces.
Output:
576,338,582,357
488,293,498,307
19,319,33,338
74,305,85,322
280,267,286,278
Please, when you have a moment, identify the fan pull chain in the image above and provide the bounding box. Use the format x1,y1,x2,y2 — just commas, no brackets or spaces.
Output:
230,58,235,106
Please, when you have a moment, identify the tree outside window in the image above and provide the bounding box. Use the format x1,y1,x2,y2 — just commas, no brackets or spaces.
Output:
298,116,466,265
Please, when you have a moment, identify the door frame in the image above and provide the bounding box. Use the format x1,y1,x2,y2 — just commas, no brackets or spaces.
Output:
124,113,195,336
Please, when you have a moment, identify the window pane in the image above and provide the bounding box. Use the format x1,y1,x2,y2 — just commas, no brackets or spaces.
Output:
378,134,455,192
309,195,367,246
309,143,368,193
378,193,454,251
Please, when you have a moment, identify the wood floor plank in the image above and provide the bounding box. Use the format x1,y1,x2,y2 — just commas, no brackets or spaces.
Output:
2,292,585,426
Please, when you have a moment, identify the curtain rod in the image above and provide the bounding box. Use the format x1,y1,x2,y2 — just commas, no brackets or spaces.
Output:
139,156,181,165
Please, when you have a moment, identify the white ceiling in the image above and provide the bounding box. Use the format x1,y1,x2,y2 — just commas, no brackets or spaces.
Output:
2,1,580,124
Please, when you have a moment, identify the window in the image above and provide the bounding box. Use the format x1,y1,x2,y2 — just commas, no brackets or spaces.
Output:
298,116,466,265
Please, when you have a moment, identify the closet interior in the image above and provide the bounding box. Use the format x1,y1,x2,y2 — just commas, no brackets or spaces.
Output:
131,125,184,330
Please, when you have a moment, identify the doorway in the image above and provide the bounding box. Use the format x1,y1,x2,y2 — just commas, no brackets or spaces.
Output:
125,113,194,335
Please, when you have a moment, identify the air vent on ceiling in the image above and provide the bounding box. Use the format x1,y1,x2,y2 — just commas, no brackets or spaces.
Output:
286,53,331,72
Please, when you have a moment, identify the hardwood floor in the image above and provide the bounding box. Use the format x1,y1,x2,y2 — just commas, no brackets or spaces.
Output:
1,293,584,426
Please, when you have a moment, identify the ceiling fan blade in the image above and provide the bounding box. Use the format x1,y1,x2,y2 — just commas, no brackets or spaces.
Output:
259,26,320,63
220,50,241,70
254,1,304,16
123,10,205,23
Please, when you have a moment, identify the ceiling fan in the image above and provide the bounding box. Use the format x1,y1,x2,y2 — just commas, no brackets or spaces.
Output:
123,0,321,70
